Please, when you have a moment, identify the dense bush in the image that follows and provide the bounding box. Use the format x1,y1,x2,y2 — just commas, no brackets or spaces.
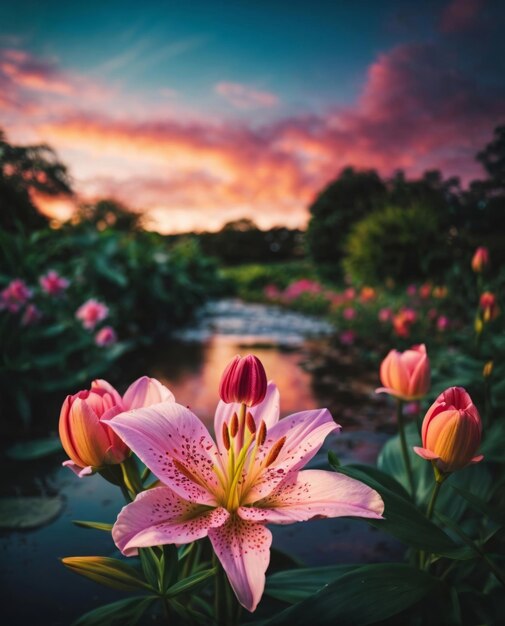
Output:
306,167,386,272
343,205,448,285
0,225,224,425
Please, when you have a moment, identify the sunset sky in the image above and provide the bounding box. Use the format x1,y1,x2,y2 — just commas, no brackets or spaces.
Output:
1,0,504,233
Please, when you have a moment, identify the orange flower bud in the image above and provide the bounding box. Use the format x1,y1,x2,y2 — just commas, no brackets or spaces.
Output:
471,246,490,273
59,381,129,476
414,386,483,473
219,355,267,407
376,344,430,401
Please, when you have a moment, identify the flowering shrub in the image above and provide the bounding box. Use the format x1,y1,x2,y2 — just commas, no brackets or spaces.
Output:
0,227,224,425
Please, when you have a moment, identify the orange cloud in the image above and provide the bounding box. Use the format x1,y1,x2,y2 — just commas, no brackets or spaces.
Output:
5,39,504,234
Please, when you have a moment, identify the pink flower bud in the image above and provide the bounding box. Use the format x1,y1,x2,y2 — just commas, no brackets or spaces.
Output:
76,299,109,330
0,279,32,313
471,246,490,273
122,376,175,410
59,380,128,476
95,326,117,347
377,344,430,401
39,270,70,296
219,355,267,407
414,386,483,473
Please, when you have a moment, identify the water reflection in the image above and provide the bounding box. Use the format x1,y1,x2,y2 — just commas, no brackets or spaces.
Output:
149,337,322,428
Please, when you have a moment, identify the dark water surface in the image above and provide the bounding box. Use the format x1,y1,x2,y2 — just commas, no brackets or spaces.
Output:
1,300,401,625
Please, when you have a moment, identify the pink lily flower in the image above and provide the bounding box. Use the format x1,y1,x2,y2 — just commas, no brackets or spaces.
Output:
108,383,384,612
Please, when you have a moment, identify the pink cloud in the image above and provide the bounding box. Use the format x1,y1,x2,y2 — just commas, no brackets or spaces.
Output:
440,0,485,33
3,39,503,233
215,82,279,109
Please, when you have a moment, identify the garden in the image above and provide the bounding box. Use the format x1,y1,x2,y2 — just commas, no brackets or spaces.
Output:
1,121,504,626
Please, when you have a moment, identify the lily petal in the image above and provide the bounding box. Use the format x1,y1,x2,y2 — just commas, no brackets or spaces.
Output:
113,487,229,556
245,409,340,502
107,403,221,505
208,516,272,612
239,469,384,524
214,382,280,454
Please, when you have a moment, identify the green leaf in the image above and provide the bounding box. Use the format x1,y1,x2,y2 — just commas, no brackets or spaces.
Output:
480,420,505,463
72,596,155,626
72,520,113,532
336,465,472,558
166,567,217,597
5,437,62,460
449,484,505,524
139,548,160,590
327,450,340,468
266,564,357,604
62,556,153,593
262,564,436,626
160,544,179,591
0,496,63,529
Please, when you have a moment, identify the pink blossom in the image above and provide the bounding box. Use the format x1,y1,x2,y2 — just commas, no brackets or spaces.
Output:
108,383,383,611
436,316,449,332
21,304,42,326
0,279,32,313
378,307,392,322
95,326,117,347
39,270,69,296
283,279,322,302
263,284,280,299
343,307,356,321
339,330,356,345
406,284,417,297
344,287,356,300
76,299,109,330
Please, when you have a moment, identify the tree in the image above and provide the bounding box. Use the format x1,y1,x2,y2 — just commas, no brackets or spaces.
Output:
75,198,144,232
0,128,73,232
306,167,387,271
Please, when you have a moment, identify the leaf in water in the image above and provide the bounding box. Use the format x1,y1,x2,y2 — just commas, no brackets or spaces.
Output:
0,496,63,529
6,437,62,461
263,563,436,626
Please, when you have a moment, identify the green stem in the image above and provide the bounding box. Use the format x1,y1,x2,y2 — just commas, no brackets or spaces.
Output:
213,553,238,626
421,472,444,570
396,399,415,499
426,478,442,521
119,483,132,503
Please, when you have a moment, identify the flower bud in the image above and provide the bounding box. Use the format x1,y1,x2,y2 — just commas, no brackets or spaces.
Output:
413,386,483,473
479,292,500,322
376,344,430,401
471,246,490,273
59,380,128,476
483,361,493,379
219,355,267,407
122,376,175,410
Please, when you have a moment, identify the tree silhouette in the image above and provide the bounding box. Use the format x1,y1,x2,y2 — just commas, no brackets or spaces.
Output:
0,128,73,232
